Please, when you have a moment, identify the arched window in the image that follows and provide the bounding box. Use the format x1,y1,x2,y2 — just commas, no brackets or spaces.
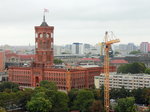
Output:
40,33,42,38
46,33,49,38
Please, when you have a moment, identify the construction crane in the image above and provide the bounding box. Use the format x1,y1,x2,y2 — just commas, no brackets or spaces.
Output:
103,31,120,112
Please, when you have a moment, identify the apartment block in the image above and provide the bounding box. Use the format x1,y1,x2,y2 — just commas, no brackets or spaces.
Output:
95,73,150,90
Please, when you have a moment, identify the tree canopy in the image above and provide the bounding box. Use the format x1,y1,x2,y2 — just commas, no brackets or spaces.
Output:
115,97,136,112
145,68,150,74
117,62,146,74
26,93,52,112
0,82,19,92
54,58,63,64
129,50,141,55
72,89,94,112
40,80,57,91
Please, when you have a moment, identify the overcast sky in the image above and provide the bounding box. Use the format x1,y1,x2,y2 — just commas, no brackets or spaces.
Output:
0,0,150,46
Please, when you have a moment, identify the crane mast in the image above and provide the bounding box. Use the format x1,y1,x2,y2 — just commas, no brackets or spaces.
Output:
103,31,120,112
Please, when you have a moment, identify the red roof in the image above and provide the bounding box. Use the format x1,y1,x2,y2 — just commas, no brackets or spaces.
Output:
111,59,128,64
18,54,35,60
5,53,35,60
81,58,100,61
5,53,19,58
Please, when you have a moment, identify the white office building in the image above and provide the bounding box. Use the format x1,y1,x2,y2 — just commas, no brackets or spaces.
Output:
95,73,150,90
72,43,84,55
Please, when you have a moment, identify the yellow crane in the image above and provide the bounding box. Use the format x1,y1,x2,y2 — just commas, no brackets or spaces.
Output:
103,31,120,112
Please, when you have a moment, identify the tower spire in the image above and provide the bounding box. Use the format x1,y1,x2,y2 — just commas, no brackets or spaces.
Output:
43,14,46,22
40,9,49,27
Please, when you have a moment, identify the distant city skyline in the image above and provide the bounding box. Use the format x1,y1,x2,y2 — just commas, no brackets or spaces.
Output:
0,0,150,45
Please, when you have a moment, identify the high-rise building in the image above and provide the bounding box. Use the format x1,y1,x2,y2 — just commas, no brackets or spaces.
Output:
72,43,84,55
127,43,137,53
140,42,149,53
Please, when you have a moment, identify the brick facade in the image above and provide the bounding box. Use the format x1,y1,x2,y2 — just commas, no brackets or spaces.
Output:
8,17,116,90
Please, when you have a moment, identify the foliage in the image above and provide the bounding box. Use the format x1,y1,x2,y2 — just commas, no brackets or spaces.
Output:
89,100,104,112
54,58,63,64
110,86,131,99
129,50,141,55
114,97,136,112
145,68,150,74
117,62,146,74
45,90,69,112
0,92,18,108
40,80,58,91
16,88,34,109
0,82,19,92
72,89,94,112
99,85,104,104
132,88,150,105
26,96,52,112
68,89,79,110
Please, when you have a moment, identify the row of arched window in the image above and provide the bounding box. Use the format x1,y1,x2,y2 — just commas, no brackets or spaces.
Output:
35,32,53,38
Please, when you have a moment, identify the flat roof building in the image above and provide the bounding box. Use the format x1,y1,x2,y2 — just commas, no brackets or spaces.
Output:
95,73,150,90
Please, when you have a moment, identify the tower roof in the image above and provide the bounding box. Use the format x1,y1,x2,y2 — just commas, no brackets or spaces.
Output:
40,15,49,27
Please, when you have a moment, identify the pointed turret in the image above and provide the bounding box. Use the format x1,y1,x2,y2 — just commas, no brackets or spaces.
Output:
40,15,48,26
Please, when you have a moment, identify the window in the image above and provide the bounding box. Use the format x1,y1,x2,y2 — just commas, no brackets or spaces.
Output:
43,33,46,38
40,34,42,38
46,33,49,38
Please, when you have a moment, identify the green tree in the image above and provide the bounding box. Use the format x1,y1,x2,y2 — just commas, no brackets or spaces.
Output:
54,58,63,64
26,97,52,112
45,90,69,112
73,89,94,112
0,82,19,92
17,88,34,109
129,50,141,55
89,100,104,112
110,87,131,99
40,80,57,91
145,68,150,74
115,97,136,112
132,88,150,105
99,85,104,104
0,92,18,109
68,89,79,110
117,62,146,74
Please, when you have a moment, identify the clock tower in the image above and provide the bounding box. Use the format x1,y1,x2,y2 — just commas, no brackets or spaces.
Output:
34,15,54,67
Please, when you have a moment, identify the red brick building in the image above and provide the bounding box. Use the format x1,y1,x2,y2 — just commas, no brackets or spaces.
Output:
8,16,116,90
